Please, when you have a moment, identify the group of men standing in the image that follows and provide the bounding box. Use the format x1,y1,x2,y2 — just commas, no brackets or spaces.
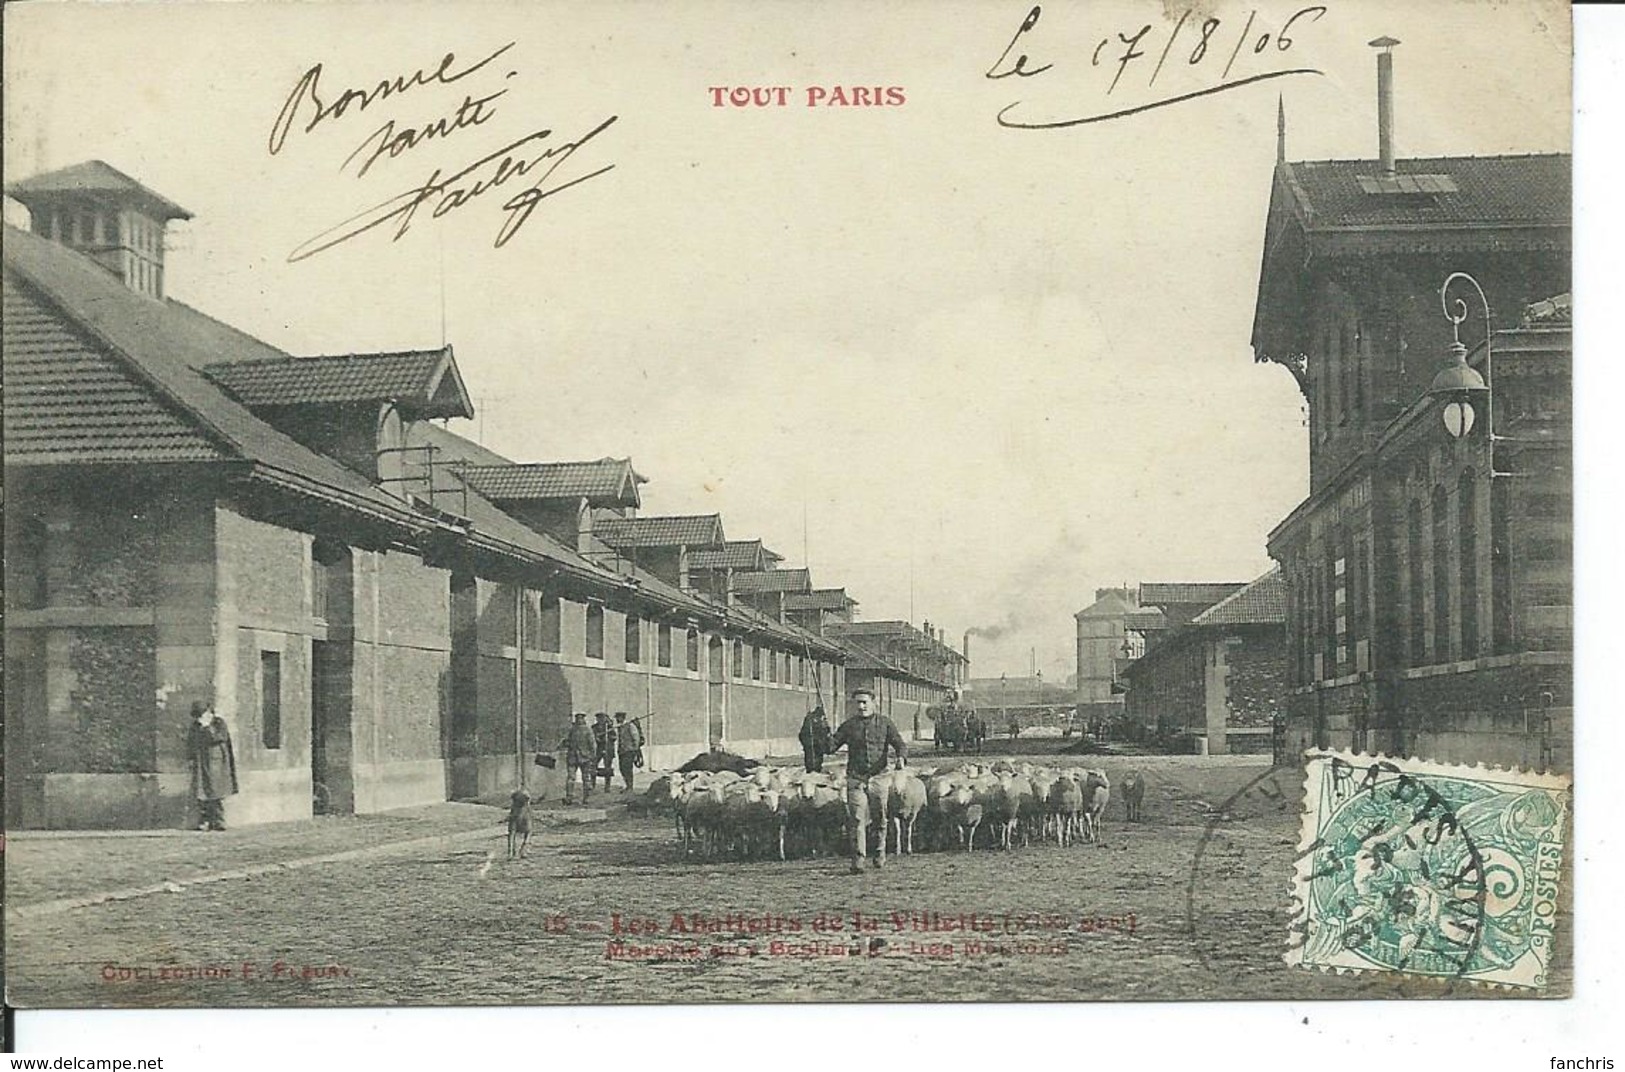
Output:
561,711,644,804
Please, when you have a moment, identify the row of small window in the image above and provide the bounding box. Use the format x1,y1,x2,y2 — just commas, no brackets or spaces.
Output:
529,596,819,684
45,209,163,253
1289,472,1498,682
1402,475,1495,667
1290,538,1368,683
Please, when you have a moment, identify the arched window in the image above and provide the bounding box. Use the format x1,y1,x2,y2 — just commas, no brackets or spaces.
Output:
523,592,541,650
731,639,744,679
585,603,604,659
15,515,48,609
1432,485,1452,662
1408,500,1426,666
686,628,700,672
1340,321,1354,419
540,593,561,653
1459,471,1479,659
624,614,641,665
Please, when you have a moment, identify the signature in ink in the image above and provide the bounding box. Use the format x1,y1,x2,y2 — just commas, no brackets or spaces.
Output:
986,4,1327,129
286,117,617,262
269,42,517,154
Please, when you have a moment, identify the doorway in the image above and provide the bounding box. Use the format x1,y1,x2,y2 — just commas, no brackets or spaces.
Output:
310,539,355,815
311,640,354,815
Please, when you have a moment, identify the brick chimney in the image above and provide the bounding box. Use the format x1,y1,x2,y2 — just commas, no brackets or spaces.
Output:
5,160,191,299
1370,37,1401,175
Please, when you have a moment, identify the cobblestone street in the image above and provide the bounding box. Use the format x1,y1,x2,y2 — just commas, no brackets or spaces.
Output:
4,756,1569,1006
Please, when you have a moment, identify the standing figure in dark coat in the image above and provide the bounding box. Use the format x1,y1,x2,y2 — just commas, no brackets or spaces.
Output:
592,713,618,793
798,705,832,773
562,713,598,804
187,701,238,831
614,712,644,792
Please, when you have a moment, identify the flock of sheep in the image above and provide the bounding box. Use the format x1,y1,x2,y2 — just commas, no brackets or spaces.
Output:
645,760,1145,862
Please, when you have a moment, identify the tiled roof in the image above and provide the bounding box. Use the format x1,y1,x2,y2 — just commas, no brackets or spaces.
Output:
593,514,724,549
1190,568,1286,627
203,348,473,418
837,640,897,673
731,569,811,593
1124,608,1168,631
689,540,770,570
785,589,856,611
6,160,193,220
1075,589,1137,619
825,620,909,636
3,280,225,464
1282,154,1570,232
453,459,642,504
1,225,423,526
1138,582,1247,608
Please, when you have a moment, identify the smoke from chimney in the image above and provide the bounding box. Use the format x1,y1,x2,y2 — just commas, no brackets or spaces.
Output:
1371,37,1400,175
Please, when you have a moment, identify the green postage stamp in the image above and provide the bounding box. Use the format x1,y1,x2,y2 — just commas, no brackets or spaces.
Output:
1287,751,1571,990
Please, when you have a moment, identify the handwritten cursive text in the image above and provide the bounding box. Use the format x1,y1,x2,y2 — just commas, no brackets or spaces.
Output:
269,42,516,154
286,117,618,262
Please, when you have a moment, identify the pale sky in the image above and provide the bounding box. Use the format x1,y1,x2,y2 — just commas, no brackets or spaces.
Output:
3,0,1571,679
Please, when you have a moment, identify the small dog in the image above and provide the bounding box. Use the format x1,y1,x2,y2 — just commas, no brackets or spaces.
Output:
506,788,533,858
1122,770,1145,823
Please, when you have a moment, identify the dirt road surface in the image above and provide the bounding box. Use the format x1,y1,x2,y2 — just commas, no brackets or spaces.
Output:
4,755,1566,1005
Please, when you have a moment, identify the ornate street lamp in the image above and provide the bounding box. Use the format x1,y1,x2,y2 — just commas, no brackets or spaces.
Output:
1429,272,1493,439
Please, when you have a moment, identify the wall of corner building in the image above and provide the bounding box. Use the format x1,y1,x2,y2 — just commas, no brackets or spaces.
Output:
347,548,453,812
218,506,456,826
1123,640,1205,741
4,472,221,829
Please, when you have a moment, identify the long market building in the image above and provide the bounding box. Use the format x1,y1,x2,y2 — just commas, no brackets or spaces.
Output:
1,161,967,828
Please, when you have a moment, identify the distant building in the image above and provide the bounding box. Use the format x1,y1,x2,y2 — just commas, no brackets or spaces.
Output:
1120,569,1289,754
1253,43,1571,769
784,588,858,633
960,674,1076,731
825,620,968,739
1073,587,1137,729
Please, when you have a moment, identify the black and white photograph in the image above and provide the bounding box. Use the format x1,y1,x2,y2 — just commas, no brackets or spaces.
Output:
1,0,1600,1045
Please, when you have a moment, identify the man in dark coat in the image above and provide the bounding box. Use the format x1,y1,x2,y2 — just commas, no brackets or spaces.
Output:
187,701,238,831
592,712,618,793
798,705,832,773
614,712,644,792
562,713,598,804
828,688,907,873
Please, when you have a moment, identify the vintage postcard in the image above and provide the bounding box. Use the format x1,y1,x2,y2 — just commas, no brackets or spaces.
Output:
2,0,1573,1010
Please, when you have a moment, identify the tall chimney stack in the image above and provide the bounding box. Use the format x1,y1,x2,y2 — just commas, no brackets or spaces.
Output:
1370,37,1401,176
963,630,972,668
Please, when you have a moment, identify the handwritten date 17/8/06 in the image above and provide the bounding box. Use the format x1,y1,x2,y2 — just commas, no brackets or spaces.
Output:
987,4,1328,129
285,118,617,263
